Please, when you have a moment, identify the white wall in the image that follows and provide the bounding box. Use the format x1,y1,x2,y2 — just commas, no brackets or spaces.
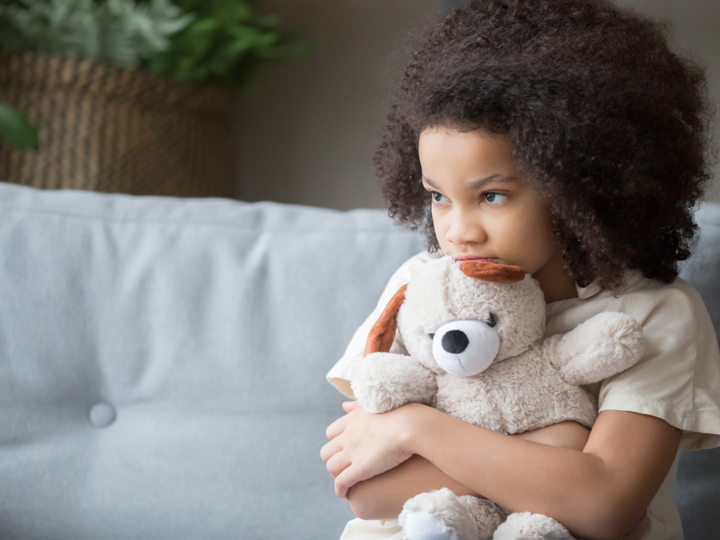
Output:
237,1,719,209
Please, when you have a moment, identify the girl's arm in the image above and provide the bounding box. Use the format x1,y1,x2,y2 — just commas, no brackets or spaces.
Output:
323,403,681,540
346,417,592,520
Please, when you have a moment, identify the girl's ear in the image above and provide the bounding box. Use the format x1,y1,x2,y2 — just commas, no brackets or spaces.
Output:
460,261,525,283
363,284,407,357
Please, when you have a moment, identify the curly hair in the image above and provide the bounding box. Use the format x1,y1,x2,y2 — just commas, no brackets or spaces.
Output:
373,0,715,291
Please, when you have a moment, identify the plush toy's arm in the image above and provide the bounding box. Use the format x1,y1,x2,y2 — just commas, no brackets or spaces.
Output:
351,353,437,414
542,312,646,386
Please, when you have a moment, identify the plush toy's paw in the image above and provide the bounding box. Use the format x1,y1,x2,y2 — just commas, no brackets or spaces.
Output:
493,512,574,540
550,311,646,385
588,311,646,371
399,489,477,540
402,511,454,540
456,495,509,538
351,353,437,414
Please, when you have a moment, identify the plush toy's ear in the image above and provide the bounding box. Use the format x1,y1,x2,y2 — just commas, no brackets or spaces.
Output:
460,261,525,283
363,284,407,357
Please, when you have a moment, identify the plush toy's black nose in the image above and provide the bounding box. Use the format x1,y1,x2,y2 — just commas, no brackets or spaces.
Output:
441,330,469,354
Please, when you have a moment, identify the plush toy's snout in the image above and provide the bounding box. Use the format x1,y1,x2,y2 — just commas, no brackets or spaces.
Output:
432,320,500,376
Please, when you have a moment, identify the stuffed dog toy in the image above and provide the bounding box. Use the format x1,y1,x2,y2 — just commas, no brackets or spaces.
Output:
350,256,645,540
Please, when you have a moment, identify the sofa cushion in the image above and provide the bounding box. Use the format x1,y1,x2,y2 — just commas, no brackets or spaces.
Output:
0,182,425,539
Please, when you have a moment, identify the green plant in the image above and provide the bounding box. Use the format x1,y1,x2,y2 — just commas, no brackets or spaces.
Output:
0,0,310,148
144,0,311,90
0,0,310,87
0,0,194,68
0,98,39,150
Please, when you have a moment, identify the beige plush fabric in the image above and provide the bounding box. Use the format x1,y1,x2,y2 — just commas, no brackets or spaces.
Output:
330,250,720,540
351,257,644,436
347,256,644,540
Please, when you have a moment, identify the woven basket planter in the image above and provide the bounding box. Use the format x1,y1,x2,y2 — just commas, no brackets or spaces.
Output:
0,50,239,198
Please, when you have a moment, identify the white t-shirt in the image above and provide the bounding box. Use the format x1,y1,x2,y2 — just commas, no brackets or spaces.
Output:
326,250,720,540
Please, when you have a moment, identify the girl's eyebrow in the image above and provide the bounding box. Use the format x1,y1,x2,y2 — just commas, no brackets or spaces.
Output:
421,174,519,190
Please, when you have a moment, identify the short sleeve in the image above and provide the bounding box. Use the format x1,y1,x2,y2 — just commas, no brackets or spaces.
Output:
326,250,438,398
595,278,720,450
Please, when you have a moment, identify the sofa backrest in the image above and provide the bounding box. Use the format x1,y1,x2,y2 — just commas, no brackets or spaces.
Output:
0,182,425,539
0,181,717,539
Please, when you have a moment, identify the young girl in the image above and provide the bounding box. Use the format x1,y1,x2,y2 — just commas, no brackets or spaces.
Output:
320,1,720,539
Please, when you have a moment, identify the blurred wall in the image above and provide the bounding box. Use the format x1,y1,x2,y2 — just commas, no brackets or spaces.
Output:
236,0,443,210
237,0,719,209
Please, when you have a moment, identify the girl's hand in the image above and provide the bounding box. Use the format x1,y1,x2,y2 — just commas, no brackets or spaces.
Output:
320,401,416,500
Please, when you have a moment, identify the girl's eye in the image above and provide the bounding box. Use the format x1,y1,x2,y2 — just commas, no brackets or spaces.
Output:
483,192,507,205
431,191,448,204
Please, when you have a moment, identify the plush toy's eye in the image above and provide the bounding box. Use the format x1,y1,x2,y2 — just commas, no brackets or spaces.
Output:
485,313,498,328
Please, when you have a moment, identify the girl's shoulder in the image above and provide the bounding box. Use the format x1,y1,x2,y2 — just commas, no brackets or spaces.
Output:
616,270,710,323
609,273,718,372
548,269,714,335
559,270,720,451
549,269,719,375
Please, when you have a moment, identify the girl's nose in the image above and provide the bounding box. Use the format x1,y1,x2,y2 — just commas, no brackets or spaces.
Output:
446,209,487,245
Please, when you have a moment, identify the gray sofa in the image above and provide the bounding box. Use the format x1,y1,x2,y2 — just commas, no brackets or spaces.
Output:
0,181,717,540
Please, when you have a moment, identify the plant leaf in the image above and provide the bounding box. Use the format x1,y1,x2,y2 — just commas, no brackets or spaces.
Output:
1,0,312,91
0,103,39,149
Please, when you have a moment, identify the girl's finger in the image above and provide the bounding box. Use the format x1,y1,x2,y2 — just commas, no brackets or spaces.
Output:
342,400,362,413
326,449,352,479
326,414,348,440
335,463,369,500
320,436,343,462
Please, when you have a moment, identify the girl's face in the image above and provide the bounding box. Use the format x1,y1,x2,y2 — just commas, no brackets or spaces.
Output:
418,126,575,302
